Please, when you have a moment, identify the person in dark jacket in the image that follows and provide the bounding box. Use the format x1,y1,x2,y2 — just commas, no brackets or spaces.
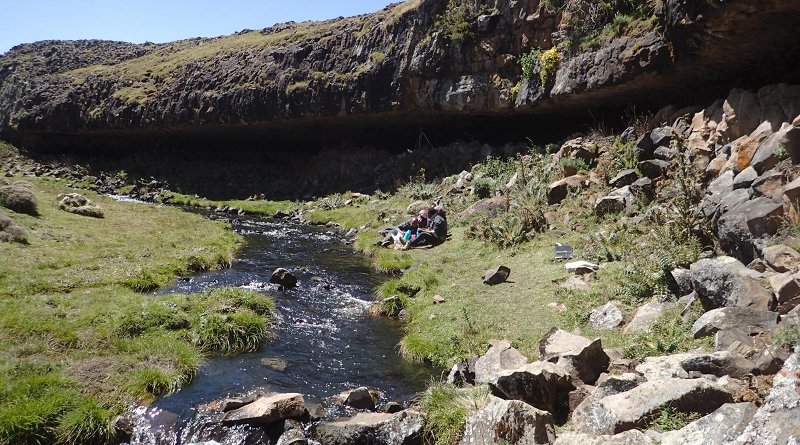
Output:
405,206,447,249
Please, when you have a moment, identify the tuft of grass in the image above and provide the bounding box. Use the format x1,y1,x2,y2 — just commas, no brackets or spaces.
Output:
649,405,701,432
419,383,489,445
0,180,38,216
624,305,712,360
192,309,270,354
54,398,115,445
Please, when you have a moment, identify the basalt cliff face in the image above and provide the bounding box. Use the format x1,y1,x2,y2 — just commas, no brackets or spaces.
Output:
1,0,800,197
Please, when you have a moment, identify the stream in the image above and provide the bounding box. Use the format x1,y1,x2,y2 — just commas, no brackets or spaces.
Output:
123,214,432,445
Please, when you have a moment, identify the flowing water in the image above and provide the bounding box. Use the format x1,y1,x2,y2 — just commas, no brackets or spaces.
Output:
124,215,432,445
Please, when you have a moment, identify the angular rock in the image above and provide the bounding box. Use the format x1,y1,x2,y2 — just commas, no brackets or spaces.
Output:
447,356,477,386
635,352,754,380
751,169,785,200
630,177,655,202
488,361,575,422
483,266,511,285
635,127,673,160
609,169,638,188
547,175,587,205
460,396,555,445
554,430,653,445
734,352,800,445
595,187,638,216
623,301,670,334
313,410,425,445
474,340,529,384
223,393,305,426
380,402,403,414
539,328,592,361
770,272,800,307
717,198,785,262
691,307,779,338
690,256,774,310
637,159,670,179
732,166,758,190
669,268,693,296
659,402,758,445
553,338,611,385
572,373,646,432
589,302,624,330
270,268,298,288
573,378,733,435
763,244,800,273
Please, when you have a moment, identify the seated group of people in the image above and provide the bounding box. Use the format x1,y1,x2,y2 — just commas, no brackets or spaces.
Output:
379,205,448,250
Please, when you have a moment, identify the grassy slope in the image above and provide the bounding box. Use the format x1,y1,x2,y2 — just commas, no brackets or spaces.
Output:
0,176,275,444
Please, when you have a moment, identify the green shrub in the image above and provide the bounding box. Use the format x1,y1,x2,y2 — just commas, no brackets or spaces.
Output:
624,306,711,359
520,49,541,80
54,398,115,445
539,47,560,86
480,156,517,183
472,178,494,199
0,214,26,243
772,326,800,348
397,171,438,201
0,181,38,215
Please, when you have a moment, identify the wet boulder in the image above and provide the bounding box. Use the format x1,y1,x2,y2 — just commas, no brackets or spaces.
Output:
660,402,758,445
270,268,298,288
573,378,733,435
690,256,774,310
333,387,380,411
313,410,425,445
460,396,555,445
474,340,529,384
222,393,306,426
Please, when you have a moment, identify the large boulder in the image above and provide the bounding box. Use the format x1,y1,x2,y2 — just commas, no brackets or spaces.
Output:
716,198,785,262
554,430,653,445
571,373,645,433
690,307,779,339
538,329,610,384
635,352,754,380
333,387,380,411
608,169,639,188
539,329,592,360
222,393,306,426
572,378,733,435
690,256,774,310
660,402,758,445
458,196,509,219
313,411,425,445
474,340,529,384
734,352,800,444
488,361,576,422
460,396,555,445
594,187,639,217
770,272,800,314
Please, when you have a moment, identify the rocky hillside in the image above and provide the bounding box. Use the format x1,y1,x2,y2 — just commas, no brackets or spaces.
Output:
2,0,800,152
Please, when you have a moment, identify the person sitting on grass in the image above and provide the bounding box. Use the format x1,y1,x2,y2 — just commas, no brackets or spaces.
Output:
378,209,429,247
403,205,447,249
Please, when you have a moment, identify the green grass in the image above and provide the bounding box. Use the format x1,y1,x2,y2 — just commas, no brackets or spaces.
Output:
420,383,489,445
166,191,296,216
0,175,276,444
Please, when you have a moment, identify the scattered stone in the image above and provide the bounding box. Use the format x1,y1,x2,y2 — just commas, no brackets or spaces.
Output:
691,307,779,338
690,256,774,310
554,430,653,445
732,166,758,190
624,301,670,334
488,361,576,421
460,396,555,445
560,275,590,291
270,268,298,288
659,402,758,445
734,352,800,444
547,302,568,312
669,268,693,296
222,393,306,426
313,410,425,445
588,302,624,330
482,266,511,285
432,295,446,304
565,261,599,274
595,186,638,216
573,378,733,435
769,272,800,313
474,340,529,384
